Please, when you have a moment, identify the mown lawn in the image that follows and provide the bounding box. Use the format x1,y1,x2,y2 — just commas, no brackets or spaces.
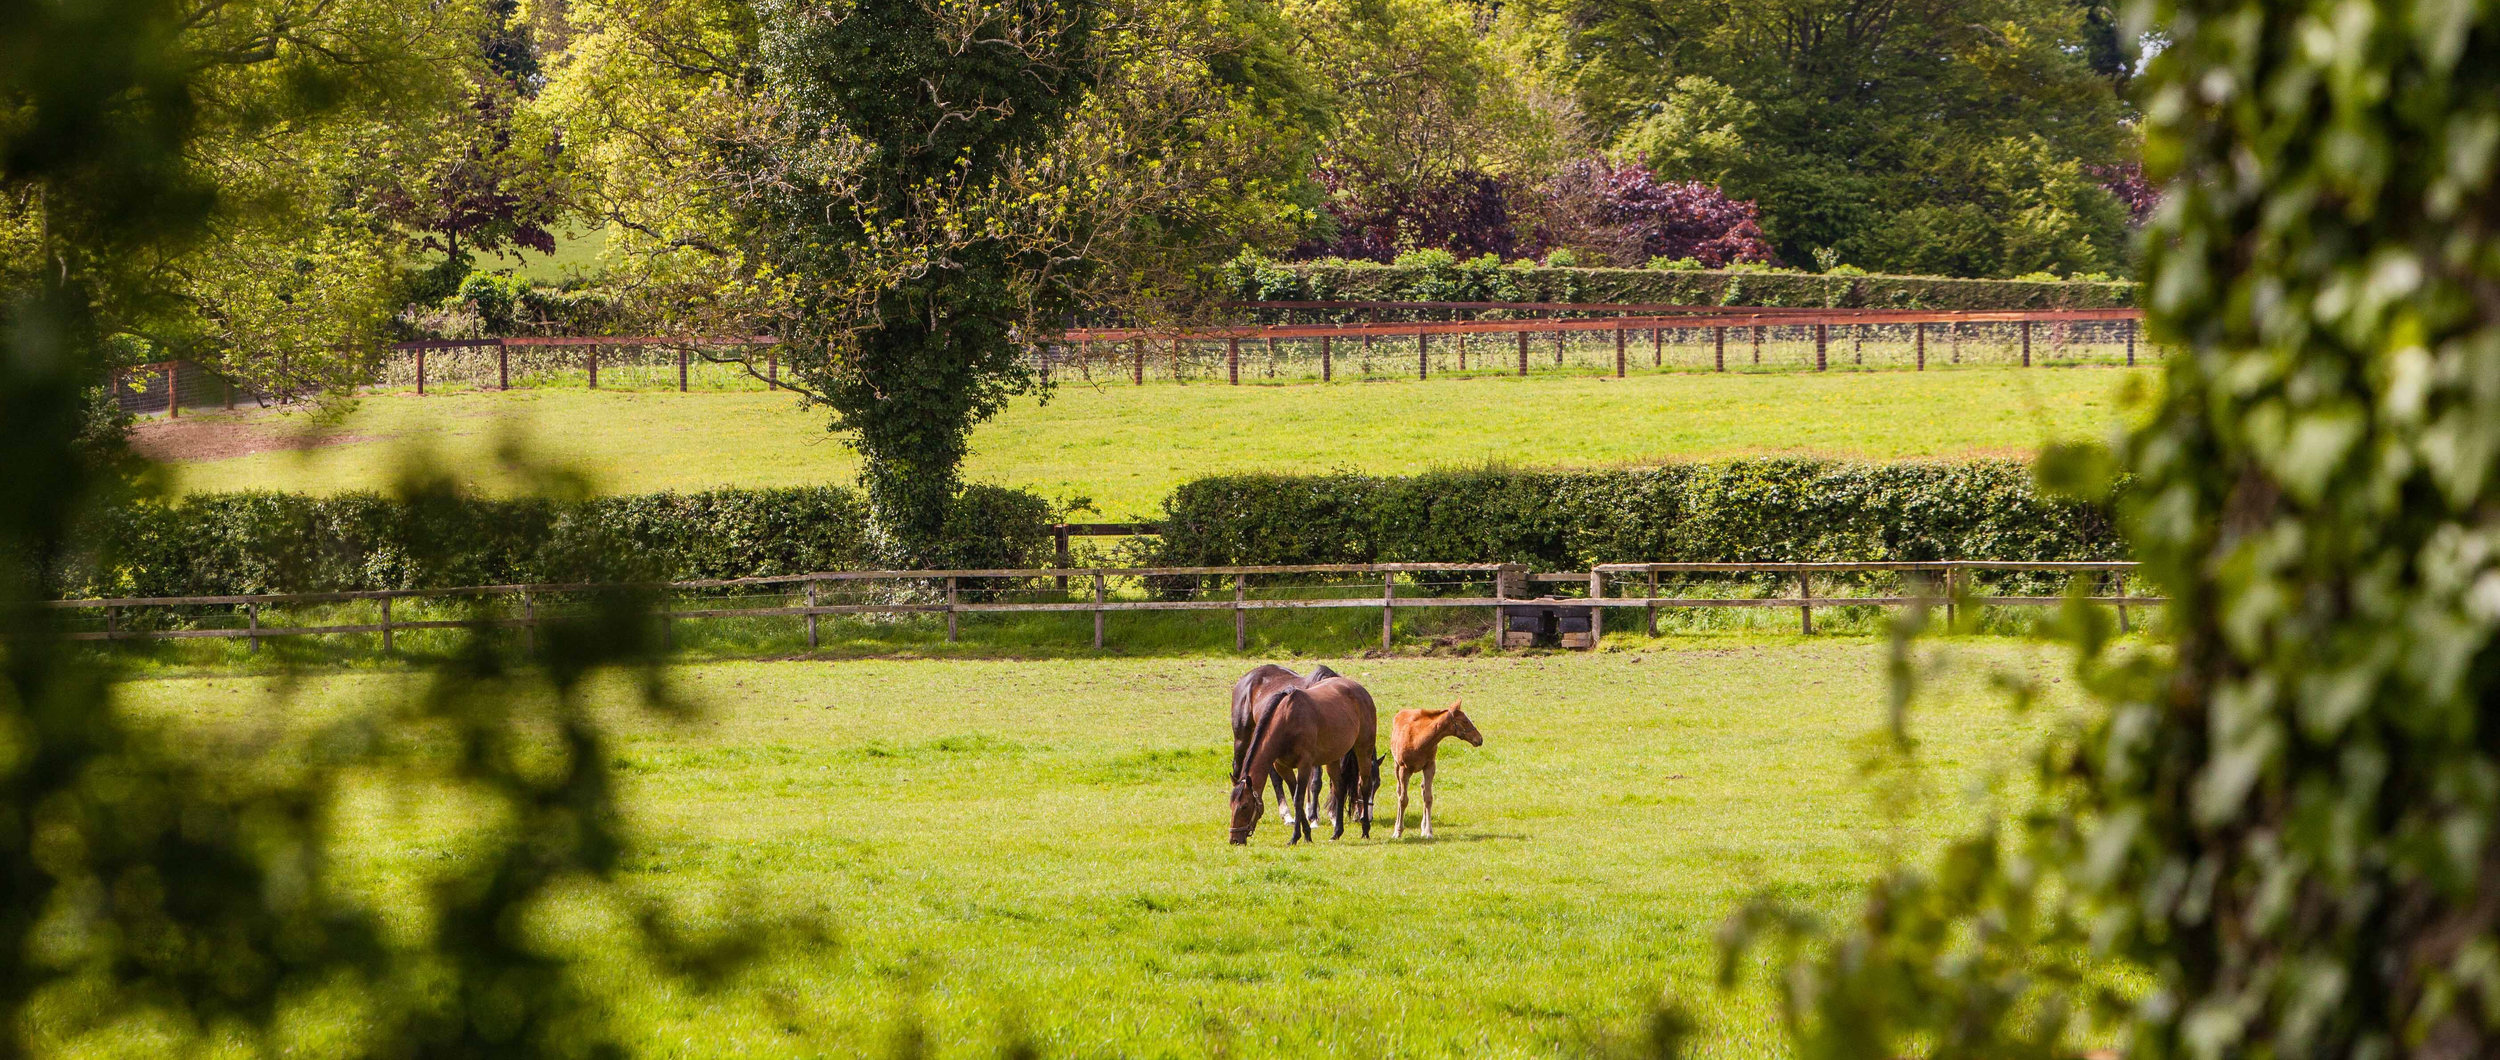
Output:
151,367,2155,518
120,639,2086,1058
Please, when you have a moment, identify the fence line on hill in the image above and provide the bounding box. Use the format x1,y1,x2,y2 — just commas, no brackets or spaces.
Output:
45,559,2155,656
377,306,2147,393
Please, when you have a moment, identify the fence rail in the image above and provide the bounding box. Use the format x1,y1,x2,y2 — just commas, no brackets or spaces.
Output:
45,560,2158,655
374,305,2153,394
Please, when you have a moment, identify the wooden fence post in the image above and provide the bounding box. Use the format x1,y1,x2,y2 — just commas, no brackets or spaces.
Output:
945,577,959,643
167,361,180,418
1322,335,1333,382
246,601,258,651
1714,326,1726,371
2125,319,2137,366
1092,572,1106,649
2021,320,2033,366
1417,331,1428,380
1798,573,1813,634
1614,326,1626,377
498,341,510,390
768,348,778,389
1752,326,1763,365
105,605,117,641
1516,330,1528,376
1587,570,1604,646
1234,574,1247,651
1133,338,1145,385
1491,565,1510,652
1055,526,1071,591
522,591,536,654
1228,336,1240,384
1554,330,1564,366
1815,325,1828,371
416,346,427,395
1945,567,1958,628
1852,325,1863,365
1381,571,1395,651
679,345,689,391
1653,327,1663,367
805,582,820,650
1916,323,1927,370
381,595,393,654
1646,569,1658,636
1456,331,1466,370
588,346,599,389
1172,337,1183,381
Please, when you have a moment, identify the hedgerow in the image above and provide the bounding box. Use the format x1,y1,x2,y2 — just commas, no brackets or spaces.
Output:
70,485,1052,598
1228,257,2135,311
1152,461,2121,569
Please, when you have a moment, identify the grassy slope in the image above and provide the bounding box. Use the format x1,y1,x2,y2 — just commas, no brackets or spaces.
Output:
164,368,2154,518
121,641,2080,1058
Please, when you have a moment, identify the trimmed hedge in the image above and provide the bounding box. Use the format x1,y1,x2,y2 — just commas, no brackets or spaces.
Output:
1231,260,2135,311
73,485,1053,598
1152,461,2122,570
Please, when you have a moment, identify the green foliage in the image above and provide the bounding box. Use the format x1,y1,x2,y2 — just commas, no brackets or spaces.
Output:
2,0,806,1052
71,485,1055,598
1549,0,2135,276
751,0,1096,558
1153,462,2122,570
1236,258,2136,309
1730,0,2500,1051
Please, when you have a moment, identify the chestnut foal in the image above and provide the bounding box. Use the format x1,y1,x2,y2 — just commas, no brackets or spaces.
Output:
1230,678,1379,845
1389,702,1483,839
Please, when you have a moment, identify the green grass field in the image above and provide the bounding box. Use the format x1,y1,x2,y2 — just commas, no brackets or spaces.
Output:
118,639,2084,1058
153,368,2155,517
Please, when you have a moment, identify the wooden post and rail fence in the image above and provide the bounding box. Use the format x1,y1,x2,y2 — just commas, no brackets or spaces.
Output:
376,306,2145,395
42,559,2153,656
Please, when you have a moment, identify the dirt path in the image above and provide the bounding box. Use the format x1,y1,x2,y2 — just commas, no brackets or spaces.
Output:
130,412,377,462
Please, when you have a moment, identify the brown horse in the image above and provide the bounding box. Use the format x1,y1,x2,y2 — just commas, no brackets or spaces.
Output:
1230,677,1379,845
1389,702,1483,839
1230,663,1338,823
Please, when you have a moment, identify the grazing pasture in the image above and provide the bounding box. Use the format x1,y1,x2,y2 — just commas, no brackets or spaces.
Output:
145,367,2154,518
120,639,2087,1058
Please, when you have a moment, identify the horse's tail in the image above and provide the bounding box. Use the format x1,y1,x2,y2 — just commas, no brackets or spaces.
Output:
1238,688,1291,787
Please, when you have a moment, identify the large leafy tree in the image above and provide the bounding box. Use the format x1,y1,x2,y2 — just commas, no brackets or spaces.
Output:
545,0,1319,554
747,0,1098,555
1560,0,2135,275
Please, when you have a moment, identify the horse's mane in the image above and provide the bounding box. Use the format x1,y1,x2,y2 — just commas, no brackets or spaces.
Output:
1309,664,1339,681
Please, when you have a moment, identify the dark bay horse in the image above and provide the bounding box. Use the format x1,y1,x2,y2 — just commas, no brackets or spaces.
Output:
1230,677,1380,845
1230,663,1337,823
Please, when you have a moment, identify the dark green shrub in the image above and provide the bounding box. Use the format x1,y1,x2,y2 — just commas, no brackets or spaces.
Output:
1153,460,2120,569
71,485,1051,597
1237,260,2134,311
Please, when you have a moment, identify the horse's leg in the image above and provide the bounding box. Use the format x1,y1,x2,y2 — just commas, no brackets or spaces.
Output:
1394,766,1412,839
1273,766,1295,824
1421,764,1437,839
1287,767,1309,844
1326,759,1347,840
1310,770,1330,845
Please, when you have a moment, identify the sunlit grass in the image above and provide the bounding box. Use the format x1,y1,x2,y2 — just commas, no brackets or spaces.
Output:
116,640,2086,1058
157,367,2157,518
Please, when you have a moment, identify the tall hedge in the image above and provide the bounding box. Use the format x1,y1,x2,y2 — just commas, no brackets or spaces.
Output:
1153,461,2121,569
1230,260,2136,311
72,485,1053,598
